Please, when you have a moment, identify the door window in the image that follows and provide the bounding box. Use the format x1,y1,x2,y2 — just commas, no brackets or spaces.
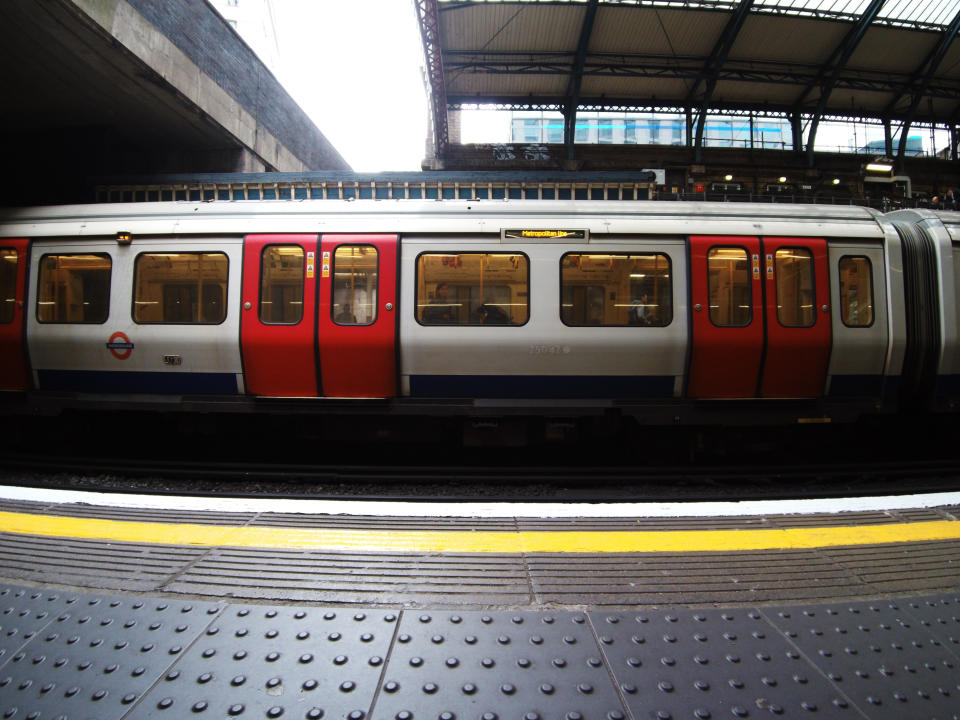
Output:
259,245,305,324
775,248,815,327
707,247,751,326
0,249,16,324
332,245,378,325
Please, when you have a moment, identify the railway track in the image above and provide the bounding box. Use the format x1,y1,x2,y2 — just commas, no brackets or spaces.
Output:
2,452,960,503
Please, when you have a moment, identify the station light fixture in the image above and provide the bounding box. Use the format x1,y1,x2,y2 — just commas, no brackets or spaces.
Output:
833,178,841,185
865,161,894,173
724,174,733,181
778,176,787,183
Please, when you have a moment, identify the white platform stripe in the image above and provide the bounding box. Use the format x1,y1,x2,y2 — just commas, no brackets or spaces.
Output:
1,485,959,519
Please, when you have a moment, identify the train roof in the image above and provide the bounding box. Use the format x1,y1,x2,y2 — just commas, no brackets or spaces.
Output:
0,199,889,241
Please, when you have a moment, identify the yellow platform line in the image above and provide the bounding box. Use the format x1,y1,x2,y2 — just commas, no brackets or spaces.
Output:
1,510,960,553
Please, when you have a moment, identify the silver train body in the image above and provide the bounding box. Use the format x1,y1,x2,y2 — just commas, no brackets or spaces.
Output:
0,200,958,427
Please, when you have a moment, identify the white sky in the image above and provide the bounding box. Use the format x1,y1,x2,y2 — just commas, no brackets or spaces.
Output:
265,1,429,172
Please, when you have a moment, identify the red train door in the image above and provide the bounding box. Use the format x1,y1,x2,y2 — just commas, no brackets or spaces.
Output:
688,236,764,398
760,237,831,397
241,234,319,396
317,234,397,398
687,235,831,399
0,238,30,391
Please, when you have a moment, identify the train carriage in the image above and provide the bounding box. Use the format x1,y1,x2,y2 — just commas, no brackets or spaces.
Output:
0,200,954,433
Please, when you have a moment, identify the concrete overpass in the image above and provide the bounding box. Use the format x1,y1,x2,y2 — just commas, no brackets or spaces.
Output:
0,0,349,205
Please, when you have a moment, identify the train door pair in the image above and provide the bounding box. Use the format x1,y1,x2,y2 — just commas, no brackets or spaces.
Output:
240,234,397,397
687,236,831,398
0,238,29,390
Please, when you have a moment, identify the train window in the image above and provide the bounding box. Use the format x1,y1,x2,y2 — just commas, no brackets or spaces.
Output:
560,253,672,326
707,247,751,326
416,252,528,325
259,245,304,324
333,245,378,325
838,256,874,327
775,248,815,327
133,252,228,324
0,249,16,324
37,253,111,324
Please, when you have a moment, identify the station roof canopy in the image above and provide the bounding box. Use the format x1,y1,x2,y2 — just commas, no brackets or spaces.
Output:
416,0,960,153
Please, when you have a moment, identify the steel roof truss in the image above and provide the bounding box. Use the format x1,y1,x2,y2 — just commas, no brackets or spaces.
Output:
690,0,755,161
895,8,960,160
563,0,600,155
796,0,886,164
416,0,450,156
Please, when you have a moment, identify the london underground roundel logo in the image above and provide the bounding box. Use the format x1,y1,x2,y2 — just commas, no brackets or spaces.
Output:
106,331,134,360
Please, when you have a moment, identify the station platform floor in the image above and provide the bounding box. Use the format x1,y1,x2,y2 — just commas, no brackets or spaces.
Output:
1,485,959,720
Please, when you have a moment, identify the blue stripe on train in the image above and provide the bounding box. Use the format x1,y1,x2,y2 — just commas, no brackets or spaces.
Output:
827,374,883,397
409,374,675,399
936,374,960,396
37,370,238,394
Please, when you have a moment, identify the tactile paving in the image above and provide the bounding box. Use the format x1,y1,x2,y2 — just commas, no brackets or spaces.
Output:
370,610,627,720
5,582,960,720
1,588,59,670
0,588,221,720
761,598,960,719
899,594,960,657
124,605,397,720
591,607,853,718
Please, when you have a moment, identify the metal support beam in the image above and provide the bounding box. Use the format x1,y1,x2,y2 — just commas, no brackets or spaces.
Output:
791,113,803,153
443,54,960,109
414,0,449,158
885,10,960,117
686,0,754,105
884,119,893,157
563,0,599,160
690,0,754,163
802,0,886,167
896,10,960,162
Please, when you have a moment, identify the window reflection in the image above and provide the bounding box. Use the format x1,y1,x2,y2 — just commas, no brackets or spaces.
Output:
561,253,672,326
134,252,227,324
37,254,111,324
0,249,17,324
838,256,874,327
417,253,528,325
333,246,378,325
775,248,815,327
707,247,751,327
260,245,304,324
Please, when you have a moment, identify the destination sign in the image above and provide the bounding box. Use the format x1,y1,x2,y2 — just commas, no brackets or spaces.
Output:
501,229,588,242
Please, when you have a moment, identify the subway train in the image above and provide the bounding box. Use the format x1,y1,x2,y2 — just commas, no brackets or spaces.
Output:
0,200,958,447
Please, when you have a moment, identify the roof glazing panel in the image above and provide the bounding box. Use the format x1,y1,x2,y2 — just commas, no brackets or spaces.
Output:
877,0,960,29
442,0,960,29
752,0,872,19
